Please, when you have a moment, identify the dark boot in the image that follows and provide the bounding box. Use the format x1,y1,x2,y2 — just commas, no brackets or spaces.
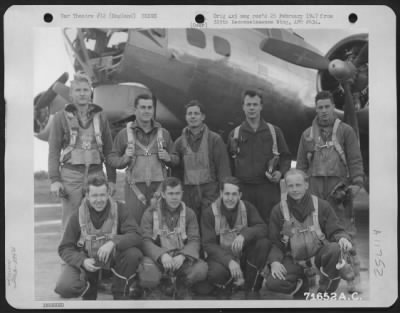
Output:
82,272,98,300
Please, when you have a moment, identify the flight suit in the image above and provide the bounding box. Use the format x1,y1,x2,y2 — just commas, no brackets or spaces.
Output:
109,120,178,224
266,192,351,295
227,120,291,224
54,198,143,300
139,200,208,296
48,103,116,231
174,125,231,220
201,198,271,295
296,117,364,288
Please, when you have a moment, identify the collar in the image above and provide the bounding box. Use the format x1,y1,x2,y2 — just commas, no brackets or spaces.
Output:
65,103,103,116
86,198,111,215
220,199,239,217
130,119,162,132
185,124,206,136
241,119,269,133
286,192,313,221
316,115,336,128
160,199,183,216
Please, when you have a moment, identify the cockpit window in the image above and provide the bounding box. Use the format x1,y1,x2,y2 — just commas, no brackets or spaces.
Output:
186,29,206,49
213,36,231,57
151,28,166,38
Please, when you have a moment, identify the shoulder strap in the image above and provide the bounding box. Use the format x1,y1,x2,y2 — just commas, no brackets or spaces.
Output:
279,179,290,221
92,113,103,148
211,201,221,235
179,202,187,240
239,200,247,227
77,198,89,247
311,195,325,240
60,111,79,162
109,198,119,236
181,127,192,154
232,125,241,156
267,123,279,156
332,119,348,168
126,122,135,148
152,207,161,240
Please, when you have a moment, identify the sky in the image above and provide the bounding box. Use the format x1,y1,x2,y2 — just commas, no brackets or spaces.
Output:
33,27,362,171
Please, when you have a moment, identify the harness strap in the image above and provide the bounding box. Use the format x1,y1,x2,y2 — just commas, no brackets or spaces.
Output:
152,201,187,240
311,195,325,241
211,201,221,236
60,111,78,162
267,123,279,156
211,199,247,236
77,198,119,247
126,125,164,202
332,119,348,170
309,119,348,173
239,201,247,228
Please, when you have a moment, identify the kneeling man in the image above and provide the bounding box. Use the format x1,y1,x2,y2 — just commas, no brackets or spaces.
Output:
55,175,143,300
201,176,272,299
139,177,207,299
264,169,353,296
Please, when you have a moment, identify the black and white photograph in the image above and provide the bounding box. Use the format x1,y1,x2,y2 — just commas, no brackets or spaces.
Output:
4,5,397,309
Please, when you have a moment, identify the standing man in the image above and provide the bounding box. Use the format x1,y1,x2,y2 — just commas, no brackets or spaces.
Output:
201,176,271,299
109,94,178,224
296,90,364,292
54,176,143,300
264,169,353,296
139,177,208,299
174,100,231,220
228,90,291,224
48,72,116,231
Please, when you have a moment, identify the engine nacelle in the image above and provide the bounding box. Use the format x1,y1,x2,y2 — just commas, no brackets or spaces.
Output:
317,33,368,111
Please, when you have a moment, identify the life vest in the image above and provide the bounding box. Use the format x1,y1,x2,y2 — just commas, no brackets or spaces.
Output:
152,201,188,251
77,198,118,268
60,110,103,165
181,126,213,185
304,118,349,178
280,194,326,261
211,198,247,252
126,122,166,187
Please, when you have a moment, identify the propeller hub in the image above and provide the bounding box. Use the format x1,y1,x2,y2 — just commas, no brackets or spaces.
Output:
328,59,357,82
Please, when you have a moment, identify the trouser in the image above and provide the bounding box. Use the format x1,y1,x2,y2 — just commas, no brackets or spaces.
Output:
54,247,142,299
240,183,280,224
124,181,161,225
309,176,360,279
183,182,219,221
137,256,208,289
207,238,272,293
265,242,341,294
60,167,104,231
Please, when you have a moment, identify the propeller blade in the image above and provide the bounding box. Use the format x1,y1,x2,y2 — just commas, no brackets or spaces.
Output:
52,82,71,102
342,82,360,140
260,38,330,70
35,72,69,109
353,42,368,68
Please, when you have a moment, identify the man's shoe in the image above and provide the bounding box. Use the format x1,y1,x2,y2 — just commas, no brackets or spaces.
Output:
246,290,260,300
113,294,131,300
176,287,193,300
81,280,98,300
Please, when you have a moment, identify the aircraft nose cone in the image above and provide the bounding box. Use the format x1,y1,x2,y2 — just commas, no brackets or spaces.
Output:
328,59,356,81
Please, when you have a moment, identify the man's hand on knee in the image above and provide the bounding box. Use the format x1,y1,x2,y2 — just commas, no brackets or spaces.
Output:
271,261,287,280
83,258,101,272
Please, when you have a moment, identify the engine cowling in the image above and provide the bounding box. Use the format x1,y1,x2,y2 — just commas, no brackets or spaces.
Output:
317,33,368,111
